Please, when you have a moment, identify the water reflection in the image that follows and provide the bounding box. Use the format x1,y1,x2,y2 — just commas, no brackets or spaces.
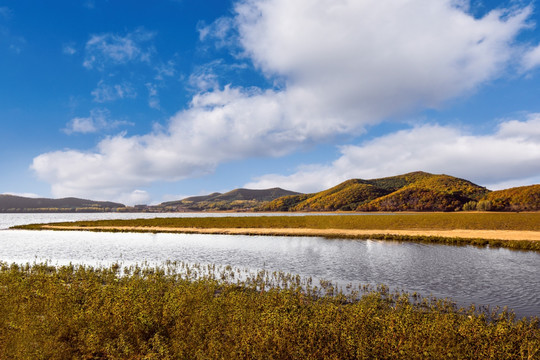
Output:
0,228,538,318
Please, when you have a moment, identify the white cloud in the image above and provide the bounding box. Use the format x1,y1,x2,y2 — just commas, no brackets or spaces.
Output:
91,81,137,102
63,109,131,134
187,60,250,92
188,62,220,91
83,29,155,70
33,0,538,200
146,83,160,109
154,60,176,80
64,117,98,134
233,0,530,123
197,17,235,47
117,190,151,206
62,43,77,55
245,116,540,192
521,44,540,71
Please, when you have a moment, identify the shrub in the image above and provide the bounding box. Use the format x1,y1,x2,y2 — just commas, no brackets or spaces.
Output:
476,200,493,211
462,201,478,211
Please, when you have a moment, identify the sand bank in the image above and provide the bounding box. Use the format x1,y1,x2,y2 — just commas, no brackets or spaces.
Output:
40,225,540,241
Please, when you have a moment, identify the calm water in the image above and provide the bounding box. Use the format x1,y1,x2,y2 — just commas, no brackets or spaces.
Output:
0,211,321,230
0,213,539,318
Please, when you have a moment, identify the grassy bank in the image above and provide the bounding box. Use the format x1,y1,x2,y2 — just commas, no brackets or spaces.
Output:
0,262,538,359
16,212,540,231
14,212,540,251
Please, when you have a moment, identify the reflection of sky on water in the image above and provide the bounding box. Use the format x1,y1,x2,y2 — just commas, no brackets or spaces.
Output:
0,224,538,318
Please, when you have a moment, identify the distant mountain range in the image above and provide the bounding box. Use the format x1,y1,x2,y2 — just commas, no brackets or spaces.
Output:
157,188,301,212
2,171,539,213
0,195,125,213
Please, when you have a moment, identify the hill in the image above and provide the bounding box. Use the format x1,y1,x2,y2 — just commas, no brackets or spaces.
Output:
261,179,392,211
158,188,301,211
480,184,540,211
358,174,489,212
0,195,125,213
262,172,491,212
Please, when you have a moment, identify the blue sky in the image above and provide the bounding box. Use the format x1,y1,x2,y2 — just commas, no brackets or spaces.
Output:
2,0,540,205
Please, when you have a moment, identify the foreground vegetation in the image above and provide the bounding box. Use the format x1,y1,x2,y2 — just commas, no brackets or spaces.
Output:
0,262,538,359
16,212,540,251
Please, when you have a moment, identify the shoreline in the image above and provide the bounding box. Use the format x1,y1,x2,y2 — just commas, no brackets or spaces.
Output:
39,225,540,242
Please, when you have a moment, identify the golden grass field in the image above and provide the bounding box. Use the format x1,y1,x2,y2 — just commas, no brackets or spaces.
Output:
17,212,540,251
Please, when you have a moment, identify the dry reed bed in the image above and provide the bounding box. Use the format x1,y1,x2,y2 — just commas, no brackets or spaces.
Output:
0,262,538,359
15,213,540,251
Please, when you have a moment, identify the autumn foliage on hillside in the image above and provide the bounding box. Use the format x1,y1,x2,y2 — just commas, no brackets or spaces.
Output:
262,172,499,212
482,185,540,211
159,188,300,211
358,175,489,212
151,172,540,213
261,180,392,211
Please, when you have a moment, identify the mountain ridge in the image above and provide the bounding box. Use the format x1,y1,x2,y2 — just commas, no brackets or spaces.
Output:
158,187,301,211
3,172,539,213
0,195,125,213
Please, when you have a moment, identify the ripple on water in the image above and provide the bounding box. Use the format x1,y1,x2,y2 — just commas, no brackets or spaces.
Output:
0,213,539,319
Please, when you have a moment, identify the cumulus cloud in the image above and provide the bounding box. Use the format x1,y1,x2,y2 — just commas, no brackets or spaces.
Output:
63,109,131,134
234,0,530,122
33,0,538,200
91,81,137,102
245,115,540,192
33,86,314,199
83,29,155,70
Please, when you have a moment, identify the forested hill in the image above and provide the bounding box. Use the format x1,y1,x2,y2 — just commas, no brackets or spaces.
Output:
157,188,301,211
482,185,540,211
0,195,125,213
260,171,539,212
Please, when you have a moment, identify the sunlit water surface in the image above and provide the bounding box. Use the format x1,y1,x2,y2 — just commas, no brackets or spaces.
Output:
0,213,538,318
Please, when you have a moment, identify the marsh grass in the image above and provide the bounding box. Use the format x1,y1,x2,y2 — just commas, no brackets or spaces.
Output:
19,212,540,231
0,262,538,359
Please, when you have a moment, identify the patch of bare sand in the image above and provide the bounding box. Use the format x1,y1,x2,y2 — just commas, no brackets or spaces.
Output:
40,225,540,241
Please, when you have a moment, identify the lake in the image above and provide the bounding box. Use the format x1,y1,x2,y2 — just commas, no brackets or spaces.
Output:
0,213,538,318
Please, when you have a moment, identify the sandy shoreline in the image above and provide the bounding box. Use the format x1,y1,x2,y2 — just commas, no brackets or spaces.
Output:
40,225,540,241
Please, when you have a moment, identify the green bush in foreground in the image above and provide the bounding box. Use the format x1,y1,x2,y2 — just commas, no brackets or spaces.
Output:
0,262,538,359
